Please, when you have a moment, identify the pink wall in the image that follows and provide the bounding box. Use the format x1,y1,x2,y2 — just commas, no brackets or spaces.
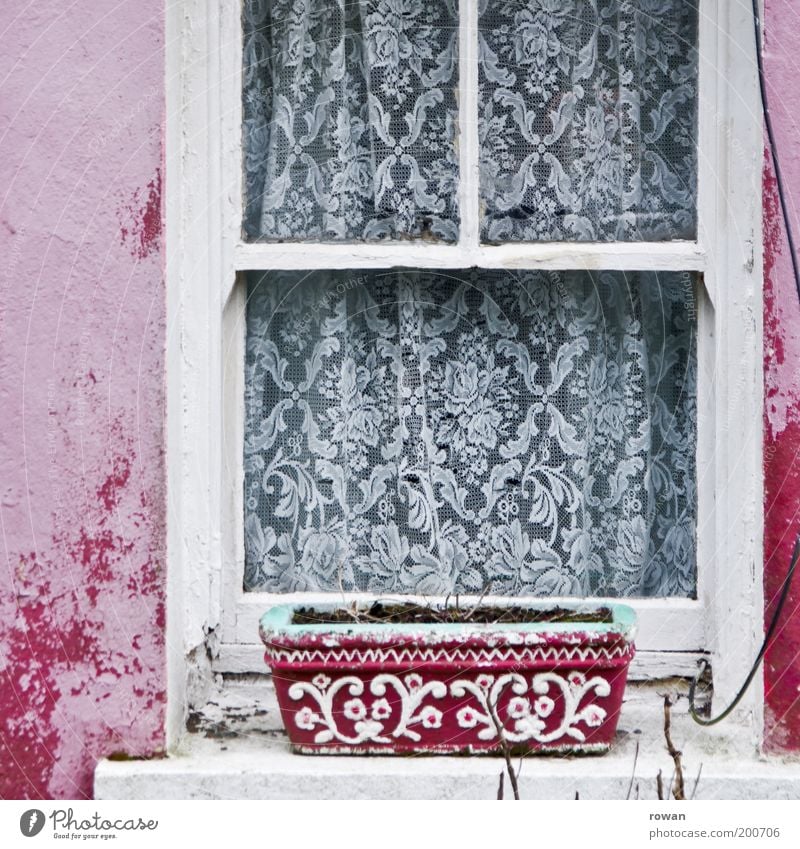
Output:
0,1,166,797
763,0,800,751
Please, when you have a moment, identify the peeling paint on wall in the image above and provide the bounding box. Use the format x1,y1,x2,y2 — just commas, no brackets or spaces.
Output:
0,1,166,797
118,170,162,260
763,0,800,752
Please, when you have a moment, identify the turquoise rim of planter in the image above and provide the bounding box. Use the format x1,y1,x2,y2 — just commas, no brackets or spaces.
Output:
260,601,637,639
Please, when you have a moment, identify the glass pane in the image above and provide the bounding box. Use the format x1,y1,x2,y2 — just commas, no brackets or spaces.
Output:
479,1,699,242
244,268,697,598
242,0,460,243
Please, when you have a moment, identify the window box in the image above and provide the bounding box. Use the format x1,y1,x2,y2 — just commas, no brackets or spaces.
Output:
260,601,636,755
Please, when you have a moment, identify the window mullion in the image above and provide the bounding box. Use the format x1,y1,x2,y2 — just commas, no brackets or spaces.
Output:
458,0,480,250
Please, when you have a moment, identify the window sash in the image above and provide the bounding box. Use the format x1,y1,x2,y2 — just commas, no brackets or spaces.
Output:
233,1,704,263
221,268,711,676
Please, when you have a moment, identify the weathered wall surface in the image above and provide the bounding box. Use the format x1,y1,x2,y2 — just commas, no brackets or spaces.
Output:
763,0,800,751
0,1,166,797
1,0,800,801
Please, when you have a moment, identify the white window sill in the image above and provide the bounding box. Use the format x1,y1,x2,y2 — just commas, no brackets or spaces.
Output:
94,678,800,800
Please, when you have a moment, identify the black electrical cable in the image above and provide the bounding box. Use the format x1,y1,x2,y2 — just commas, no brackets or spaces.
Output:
689,535,800,725
752,0,800,304
687,1,800,725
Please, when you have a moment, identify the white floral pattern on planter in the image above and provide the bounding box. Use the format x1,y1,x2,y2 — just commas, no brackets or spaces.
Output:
288,670,610,746
288,673,448,745
451,671,610,743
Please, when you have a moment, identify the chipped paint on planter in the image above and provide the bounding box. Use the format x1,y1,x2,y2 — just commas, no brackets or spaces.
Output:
260,602,636,755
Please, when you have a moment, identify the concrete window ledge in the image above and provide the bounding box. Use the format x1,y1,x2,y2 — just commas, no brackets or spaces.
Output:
95,679,800,801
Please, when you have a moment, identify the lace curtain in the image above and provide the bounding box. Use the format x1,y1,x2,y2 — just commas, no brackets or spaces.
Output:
243,0,698,244
242,0,460,242
244,269,697,598
479,0,699,241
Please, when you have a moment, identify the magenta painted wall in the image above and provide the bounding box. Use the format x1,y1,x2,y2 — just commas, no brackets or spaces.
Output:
0,1,166,798
1,0,800,801
763,0,800,751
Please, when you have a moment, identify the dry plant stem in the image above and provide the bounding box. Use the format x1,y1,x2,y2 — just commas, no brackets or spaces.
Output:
691,764,703,800
656,769,664,801
663,695,685,800
462,581,493,622
488,699,520,800
336,557,362,623
497,771,504,800
626,738,640,800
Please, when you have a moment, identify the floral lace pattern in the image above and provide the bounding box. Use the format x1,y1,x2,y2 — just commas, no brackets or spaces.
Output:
479,0,699,242
244,269,697,597
242,0,460,242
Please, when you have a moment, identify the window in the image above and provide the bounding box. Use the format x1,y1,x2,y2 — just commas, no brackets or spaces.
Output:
166,0,763,741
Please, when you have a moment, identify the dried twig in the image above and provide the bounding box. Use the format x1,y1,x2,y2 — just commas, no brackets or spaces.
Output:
656,769,664,801
663,695,685,800
462,581,494,622
497,771,504,800
487,696,520,800
335,555,361,622
691,763,703,800
625,738,640,800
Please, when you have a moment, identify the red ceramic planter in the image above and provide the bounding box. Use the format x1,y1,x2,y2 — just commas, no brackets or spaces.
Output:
260,602,636,755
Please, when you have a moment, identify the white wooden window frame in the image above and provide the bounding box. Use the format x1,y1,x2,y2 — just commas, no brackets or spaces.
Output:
166,0,764,745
